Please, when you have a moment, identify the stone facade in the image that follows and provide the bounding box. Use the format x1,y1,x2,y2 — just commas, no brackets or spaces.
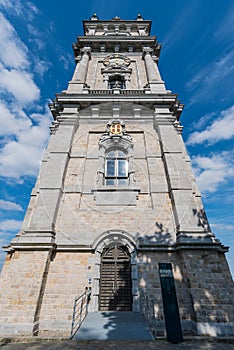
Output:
0,14,233,338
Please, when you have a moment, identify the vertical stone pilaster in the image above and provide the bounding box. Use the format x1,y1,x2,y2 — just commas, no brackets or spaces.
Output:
14,114,79,245
143,47,161,81
73,48,90,82
154,111,213,241
142,47,166,93
67,47,91,93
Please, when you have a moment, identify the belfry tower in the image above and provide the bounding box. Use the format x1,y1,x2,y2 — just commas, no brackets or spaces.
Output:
0,15,233,338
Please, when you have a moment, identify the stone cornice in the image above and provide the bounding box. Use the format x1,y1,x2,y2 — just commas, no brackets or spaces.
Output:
49,92,183,119
82,19,152,35
56,91,178,103
137,243,229,253
4,241,228,253
73,36,161,56
3,242,57,252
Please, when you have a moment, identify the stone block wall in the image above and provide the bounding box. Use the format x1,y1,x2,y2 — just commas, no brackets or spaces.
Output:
39,252,93,337
138,249,234,336
0,246,233,337
137,251,196,336
55,198,176,246
0,250,50,336
180,250,234,335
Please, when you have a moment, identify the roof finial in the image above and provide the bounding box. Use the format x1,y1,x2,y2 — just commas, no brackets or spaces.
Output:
90,13,99,20
136,14,144,21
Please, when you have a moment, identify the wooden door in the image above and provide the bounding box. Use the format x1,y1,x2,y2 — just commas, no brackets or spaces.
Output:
99,245,132,311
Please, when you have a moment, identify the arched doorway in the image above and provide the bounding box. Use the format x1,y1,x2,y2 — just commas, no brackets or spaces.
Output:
99,244,132,311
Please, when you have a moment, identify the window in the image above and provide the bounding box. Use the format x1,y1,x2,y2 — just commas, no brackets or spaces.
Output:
105,150,128,185
109,75,125,89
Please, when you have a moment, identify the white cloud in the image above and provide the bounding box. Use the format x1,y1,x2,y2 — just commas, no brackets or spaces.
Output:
0,13,29,69
187,47,234,92
59,54,74,71
162,1,201,54
187,105,234,145
192,152,234,193
0,0,38,21
27,24,45,50
211,223,234,231
0,141,41,178
0,107,52,179
0,3,51,82
0,8,53,182
33,59,51,79
0,0,23,15
190,112,216,131
0,13,41,105
0,101,32,136
0,199,23,211
186,46,234,106
0,219,22,231
0,66,40,104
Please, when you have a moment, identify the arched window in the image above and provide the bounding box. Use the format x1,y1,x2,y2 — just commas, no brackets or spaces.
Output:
105,149,128,185
108,75,125,89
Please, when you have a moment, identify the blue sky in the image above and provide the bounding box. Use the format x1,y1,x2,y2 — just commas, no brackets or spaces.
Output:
0,0,233,277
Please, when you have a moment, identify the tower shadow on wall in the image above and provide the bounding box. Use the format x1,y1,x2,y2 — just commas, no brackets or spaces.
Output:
135,220,233,337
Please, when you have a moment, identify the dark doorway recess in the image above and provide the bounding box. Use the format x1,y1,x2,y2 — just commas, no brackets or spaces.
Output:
99,245,132,311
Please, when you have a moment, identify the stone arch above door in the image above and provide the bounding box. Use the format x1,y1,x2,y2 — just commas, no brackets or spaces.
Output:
90,230,139,312
92,229,137,253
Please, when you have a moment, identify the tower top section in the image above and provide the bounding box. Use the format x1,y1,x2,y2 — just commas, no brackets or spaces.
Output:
83,14,152,37
72,14,159,56
51,14,184,115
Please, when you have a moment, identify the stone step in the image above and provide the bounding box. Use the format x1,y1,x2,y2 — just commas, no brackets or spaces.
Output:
73,311,153,340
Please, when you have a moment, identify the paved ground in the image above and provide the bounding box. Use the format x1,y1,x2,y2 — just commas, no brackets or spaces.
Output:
73,311,153,340
0,339,234,350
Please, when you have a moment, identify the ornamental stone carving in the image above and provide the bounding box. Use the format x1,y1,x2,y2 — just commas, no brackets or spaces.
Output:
103,54,131,68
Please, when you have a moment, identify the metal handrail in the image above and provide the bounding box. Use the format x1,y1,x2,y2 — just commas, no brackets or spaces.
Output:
70,287,91,339
140,289,157,338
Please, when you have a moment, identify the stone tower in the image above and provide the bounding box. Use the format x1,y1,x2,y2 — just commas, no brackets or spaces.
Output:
0,14,233,338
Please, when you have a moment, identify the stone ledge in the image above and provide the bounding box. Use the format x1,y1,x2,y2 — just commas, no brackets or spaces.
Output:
92,187,140,206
